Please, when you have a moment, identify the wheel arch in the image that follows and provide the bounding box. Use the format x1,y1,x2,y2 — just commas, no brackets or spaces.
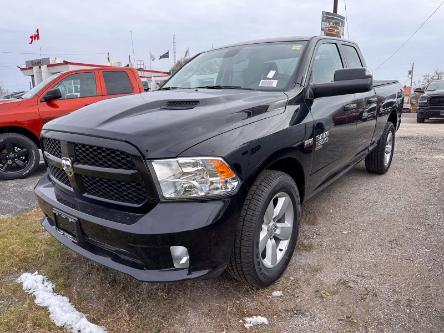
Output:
248,154,306,203
388,110,398,129
0,126,41,148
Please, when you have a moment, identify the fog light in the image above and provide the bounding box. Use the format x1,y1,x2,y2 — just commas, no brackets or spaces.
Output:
170,246,190,269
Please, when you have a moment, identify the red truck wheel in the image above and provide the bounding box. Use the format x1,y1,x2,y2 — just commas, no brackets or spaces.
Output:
0,133,40,180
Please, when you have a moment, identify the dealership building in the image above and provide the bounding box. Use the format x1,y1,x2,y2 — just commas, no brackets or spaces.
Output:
19,58,169,88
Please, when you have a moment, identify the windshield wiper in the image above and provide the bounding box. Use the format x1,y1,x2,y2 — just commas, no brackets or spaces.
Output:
195,85,253,90
158,86,182,90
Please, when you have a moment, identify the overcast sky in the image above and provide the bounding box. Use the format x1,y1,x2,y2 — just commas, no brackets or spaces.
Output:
1,0,443,92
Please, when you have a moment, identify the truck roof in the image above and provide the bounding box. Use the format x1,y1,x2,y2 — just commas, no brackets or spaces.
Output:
214,36,353,50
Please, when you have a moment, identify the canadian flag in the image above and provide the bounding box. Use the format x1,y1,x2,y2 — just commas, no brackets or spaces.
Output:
29,28,40,44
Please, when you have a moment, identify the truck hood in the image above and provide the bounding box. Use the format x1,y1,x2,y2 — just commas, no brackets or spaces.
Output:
423,89,444,97
43,89,289,158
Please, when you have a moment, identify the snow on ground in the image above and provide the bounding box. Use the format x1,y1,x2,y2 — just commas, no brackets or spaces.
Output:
242,316,269,329
271,290,283,297
17,272,107,333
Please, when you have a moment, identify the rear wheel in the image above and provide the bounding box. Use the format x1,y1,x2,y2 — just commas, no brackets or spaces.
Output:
227,170,301,288
0,133,40,180
417,116,425,123
365,122,395,174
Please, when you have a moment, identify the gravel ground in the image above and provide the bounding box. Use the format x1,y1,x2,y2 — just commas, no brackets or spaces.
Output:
1,114,443,332
0,162,45,217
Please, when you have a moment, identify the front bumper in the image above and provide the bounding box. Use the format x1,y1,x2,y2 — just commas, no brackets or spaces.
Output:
418,106,444,118
35,174,243,282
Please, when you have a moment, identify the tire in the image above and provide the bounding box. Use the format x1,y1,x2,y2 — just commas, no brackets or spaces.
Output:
365,122,395,174
0,133,40,180
417,116,425,123
227,170,301,288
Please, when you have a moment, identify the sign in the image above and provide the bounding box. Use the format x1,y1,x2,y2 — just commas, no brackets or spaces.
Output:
25,58,50,68
321,11,345,38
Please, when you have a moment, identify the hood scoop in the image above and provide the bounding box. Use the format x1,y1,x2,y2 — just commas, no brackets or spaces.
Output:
161,100,200,110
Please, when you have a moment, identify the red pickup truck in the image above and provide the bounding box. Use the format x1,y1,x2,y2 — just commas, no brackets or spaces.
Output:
0,67,144,180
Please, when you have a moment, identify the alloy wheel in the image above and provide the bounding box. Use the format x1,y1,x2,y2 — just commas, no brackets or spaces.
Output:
259,192,294,268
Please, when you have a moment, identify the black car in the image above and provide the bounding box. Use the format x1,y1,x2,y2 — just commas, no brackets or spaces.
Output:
415,80,444,123
35,36,402,288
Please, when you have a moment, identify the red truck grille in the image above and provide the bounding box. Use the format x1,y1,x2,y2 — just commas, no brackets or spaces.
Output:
42,137,158,208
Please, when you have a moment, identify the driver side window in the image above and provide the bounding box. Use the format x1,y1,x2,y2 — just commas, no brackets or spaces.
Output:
311,43,343,84
54,72,97,99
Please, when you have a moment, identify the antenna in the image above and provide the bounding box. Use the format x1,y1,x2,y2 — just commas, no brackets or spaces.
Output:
130,30,136,67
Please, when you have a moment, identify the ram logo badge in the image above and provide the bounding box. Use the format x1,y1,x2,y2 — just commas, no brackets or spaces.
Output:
61,157,74,177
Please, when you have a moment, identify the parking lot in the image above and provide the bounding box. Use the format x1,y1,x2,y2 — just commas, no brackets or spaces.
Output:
1,113,443,332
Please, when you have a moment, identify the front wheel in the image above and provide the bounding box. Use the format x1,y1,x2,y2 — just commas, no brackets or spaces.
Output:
365,122,395,174
0,133,40,180
417,116,425,123
227,170,301,288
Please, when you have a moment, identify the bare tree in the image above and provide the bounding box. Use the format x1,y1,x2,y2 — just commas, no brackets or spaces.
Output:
0,82,8,97
416,69,444,89
170,58,190,75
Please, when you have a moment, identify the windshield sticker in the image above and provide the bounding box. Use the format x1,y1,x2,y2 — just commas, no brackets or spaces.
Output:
292,44,302,51
259,80,278,87
267,70,276,79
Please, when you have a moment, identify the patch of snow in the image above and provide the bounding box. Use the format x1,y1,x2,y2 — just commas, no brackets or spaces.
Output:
243,316,269,329
271,290,283,297
17,272,107,333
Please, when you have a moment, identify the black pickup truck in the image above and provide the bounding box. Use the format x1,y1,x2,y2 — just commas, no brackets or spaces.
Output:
415,80,444,123
35,36,402,288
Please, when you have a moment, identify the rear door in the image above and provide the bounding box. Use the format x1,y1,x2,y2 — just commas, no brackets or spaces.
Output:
308,41,360,188
38,71,105,124
339,43,378,153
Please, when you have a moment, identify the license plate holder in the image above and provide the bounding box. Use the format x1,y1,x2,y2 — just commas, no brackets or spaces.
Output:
53,209,78,241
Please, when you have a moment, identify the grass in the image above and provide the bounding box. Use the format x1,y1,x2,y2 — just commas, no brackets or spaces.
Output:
0,209,296,332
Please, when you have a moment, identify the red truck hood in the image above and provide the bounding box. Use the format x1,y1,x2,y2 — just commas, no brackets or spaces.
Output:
0,99,23,105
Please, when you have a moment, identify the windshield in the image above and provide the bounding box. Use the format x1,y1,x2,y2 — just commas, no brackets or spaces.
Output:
426,81,444,91
163,41,306,91
21,73,61,99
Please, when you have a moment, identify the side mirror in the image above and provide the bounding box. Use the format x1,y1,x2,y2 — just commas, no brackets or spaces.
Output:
414,88,424,94
311,68,373,98
41,88,62,102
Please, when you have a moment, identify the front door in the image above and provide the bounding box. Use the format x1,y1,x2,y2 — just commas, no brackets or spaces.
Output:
308,42,360,190
38,72,104,124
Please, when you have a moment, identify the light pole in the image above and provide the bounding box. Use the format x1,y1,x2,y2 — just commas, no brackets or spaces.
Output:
333,0,338,13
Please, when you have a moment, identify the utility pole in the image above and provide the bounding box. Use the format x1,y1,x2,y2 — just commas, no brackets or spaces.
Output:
333,0,338,13
173,33,177,64
409,62,414,88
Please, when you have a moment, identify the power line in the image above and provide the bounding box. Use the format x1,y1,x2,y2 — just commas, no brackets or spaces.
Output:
374,1,444,71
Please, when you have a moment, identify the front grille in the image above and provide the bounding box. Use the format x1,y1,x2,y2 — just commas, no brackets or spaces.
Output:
48,165,70,187
82,175,147,205
42,138,62,158
43,137,156,208
429,96,444,106
74,144,136,170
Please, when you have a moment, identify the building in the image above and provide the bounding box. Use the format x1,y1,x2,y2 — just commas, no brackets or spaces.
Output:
19,58,169,88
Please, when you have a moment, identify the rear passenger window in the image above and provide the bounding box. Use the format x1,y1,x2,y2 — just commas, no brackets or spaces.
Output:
103,71,133,95
342,45,363,68
311,43,343,84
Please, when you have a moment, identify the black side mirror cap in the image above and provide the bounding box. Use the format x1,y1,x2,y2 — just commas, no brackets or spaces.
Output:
311,67,373,98
41,88,62,102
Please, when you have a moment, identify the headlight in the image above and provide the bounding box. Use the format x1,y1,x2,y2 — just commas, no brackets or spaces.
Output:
151,157,240,199
418,95,428,105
